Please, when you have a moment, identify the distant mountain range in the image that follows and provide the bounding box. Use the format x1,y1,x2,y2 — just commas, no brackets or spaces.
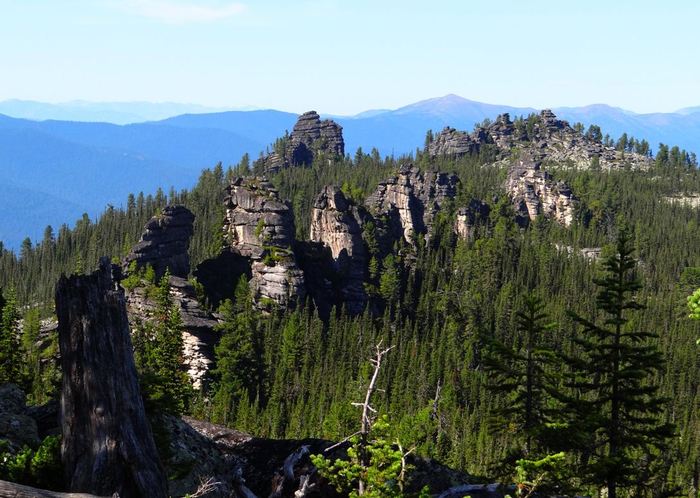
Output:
0,100,257,125
2,94,700,249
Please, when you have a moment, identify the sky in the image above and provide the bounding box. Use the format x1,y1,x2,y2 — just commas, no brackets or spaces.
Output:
0,0,698,115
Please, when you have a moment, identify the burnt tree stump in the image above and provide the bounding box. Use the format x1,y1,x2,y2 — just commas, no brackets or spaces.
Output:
55,258,167,498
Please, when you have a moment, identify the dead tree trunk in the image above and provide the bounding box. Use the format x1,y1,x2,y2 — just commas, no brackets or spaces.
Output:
351,341,394,495
55,258,168,498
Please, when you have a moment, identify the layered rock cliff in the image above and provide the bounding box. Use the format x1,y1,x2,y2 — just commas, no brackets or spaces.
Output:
454,200,491,240
264,111,345,172
505,155,577,227
124,206,219,388
428,109,652,171
223,177,305,308
309,186,367,313
366,165,458,245
123,205,194,279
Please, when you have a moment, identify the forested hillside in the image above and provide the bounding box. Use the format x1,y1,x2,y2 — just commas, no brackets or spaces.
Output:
1,112,700,497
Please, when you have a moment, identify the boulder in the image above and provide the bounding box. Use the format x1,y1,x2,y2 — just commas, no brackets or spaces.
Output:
454,200,491,240
427,127,479,157
427,109,652,170
124,276,219,389
0,383,40,452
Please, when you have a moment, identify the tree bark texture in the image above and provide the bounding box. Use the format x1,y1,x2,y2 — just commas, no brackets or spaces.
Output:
55,258,167,498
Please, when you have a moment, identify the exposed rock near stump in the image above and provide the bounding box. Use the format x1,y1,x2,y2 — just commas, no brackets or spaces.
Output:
0,383,41,452
123,205,194,279
55,259,167,498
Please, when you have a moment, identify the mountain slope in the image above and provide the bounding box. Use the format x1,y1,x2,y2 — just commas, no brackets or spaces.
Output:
0,114,267,249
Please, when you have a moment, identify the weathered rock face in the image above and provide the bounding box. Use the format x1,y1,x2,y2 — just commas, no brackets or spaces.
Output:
310,186,367,313
555,243,602,262
506,155,577,227
194,249,252,309
427,127,479,157
427,109,652,171
124,205,195,279
125,276,219,389
0,383,41,452
122,205,219,388
224,177,305,308
454,200,491,240
366,165,458,245
264,111,345,172
55,259,167,498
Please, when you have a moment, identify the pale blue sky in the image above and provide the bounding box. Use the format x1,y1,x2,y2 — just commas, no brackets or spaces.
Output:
1,0,698,114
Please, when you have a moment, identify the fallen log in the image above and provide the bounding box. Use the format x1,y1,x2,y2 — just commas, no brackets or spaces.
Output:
0,479,109,498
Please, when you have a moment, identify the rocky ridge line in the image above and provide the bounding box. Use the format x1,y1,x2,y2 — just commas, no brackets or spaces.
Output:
428,109,652,171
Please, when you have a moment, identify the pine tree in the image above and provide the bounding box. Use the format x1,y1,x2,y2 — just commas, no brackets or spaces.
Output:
565,230,673,497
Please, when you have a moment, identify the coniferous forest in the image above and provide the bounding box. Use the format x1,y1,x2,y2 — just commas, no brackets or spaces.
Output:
1,114,700,498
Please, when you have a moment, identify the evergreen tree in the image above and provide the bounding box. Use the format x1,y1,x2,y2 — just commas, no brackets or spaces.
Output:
0,289,20,383
134,272,191,415
212,277,261,424
482,295,560,470
564,230,673,497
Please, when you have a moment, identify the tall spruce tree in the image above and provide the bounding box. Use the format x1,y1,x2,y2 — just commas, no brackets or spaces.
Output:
134,272,191,416
212,277,261,424
483,295,558,466
565,230,673,498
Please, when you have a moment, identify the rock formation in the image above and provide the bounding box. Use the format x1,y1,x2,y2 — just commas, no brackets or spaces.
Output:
194,248,251,309
0,384,40,453
427,109,652,171
309,186,367,313
124,207,219,388
366,165,458,245
55,258,167,498
264,111,344,172
505,155,577,227
454,200,491,240
427,127,479,157
223,177,305,308
123,205,194,279
125,277,219,389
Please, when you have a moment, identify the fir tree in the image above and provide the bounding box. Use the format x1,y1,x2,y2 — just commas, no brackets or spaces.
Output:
212,277,261,424
564,230,674,497
482,295,560,472
135,272,191,416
